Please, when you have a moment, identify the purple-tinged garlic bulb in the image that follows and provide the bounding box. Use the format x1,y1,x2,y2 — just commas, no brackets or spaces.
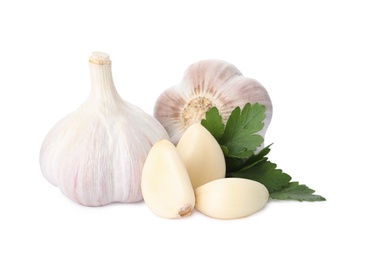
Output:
40,52,169,206
154,60,272,146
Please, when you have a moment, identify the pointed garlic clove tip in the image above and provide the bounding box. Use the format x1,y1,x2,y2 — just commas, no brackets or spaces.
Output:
177,123,226,190
195,178,269,220
141,139,195,218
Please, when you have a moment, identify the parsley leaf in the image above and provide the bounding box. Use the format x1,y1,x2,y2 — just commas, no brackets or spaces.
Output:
270,182,326,202
218,103,265,158
224,144,272,172
200,102,325,202
201,107,225,140
228,158,292,193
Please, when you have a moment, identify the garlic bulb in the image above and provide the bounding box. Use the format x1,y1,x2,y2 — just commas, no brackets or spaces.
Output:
40,52,169,206
141,139,195,218
195,178,269,219
177,123,225,189
154,59,272,145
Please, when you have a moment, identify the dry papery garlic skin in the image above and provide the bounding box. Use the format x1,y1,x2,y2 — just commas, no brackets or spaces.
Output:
154,59,272,146
177,123,226,189
195,178,269,220
40,52,169,206
141,139,195,218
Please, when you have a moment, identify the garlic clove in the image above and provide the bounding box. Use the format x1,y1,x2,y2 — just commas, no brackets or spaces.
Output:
153,59,272,149
40,52,169,206
195,178,269,219
176,123,225,189
141,139,195,218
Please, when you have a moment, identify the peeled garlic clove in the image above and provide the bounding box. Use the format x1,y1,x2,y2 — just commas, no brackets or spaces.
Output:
40,52,169,206
141,139,195,218
176,123,225,189
195,178,269,219
154,59,272,147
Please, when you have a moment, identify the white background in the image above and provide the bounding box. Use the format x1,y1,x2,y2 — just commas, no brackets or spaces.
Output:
1,1,370,259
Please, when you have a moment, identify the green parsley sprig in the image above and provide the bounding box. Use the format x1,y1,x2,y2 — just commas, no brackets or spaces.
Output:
201,103,325,202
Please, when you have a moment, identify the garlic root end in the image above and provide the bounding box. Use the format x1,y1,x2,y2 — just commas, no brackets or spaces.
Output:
178,204,193,217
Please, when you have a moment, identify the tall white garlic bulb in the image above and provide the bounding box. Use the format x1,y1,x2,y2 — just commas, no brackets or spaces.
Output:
40,52,169,206
154,60,272,146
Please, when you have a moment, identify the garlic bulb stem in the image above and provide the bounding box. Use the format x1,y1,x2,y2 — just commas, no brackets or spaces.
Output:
89,52,111,65
88,52,121,105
